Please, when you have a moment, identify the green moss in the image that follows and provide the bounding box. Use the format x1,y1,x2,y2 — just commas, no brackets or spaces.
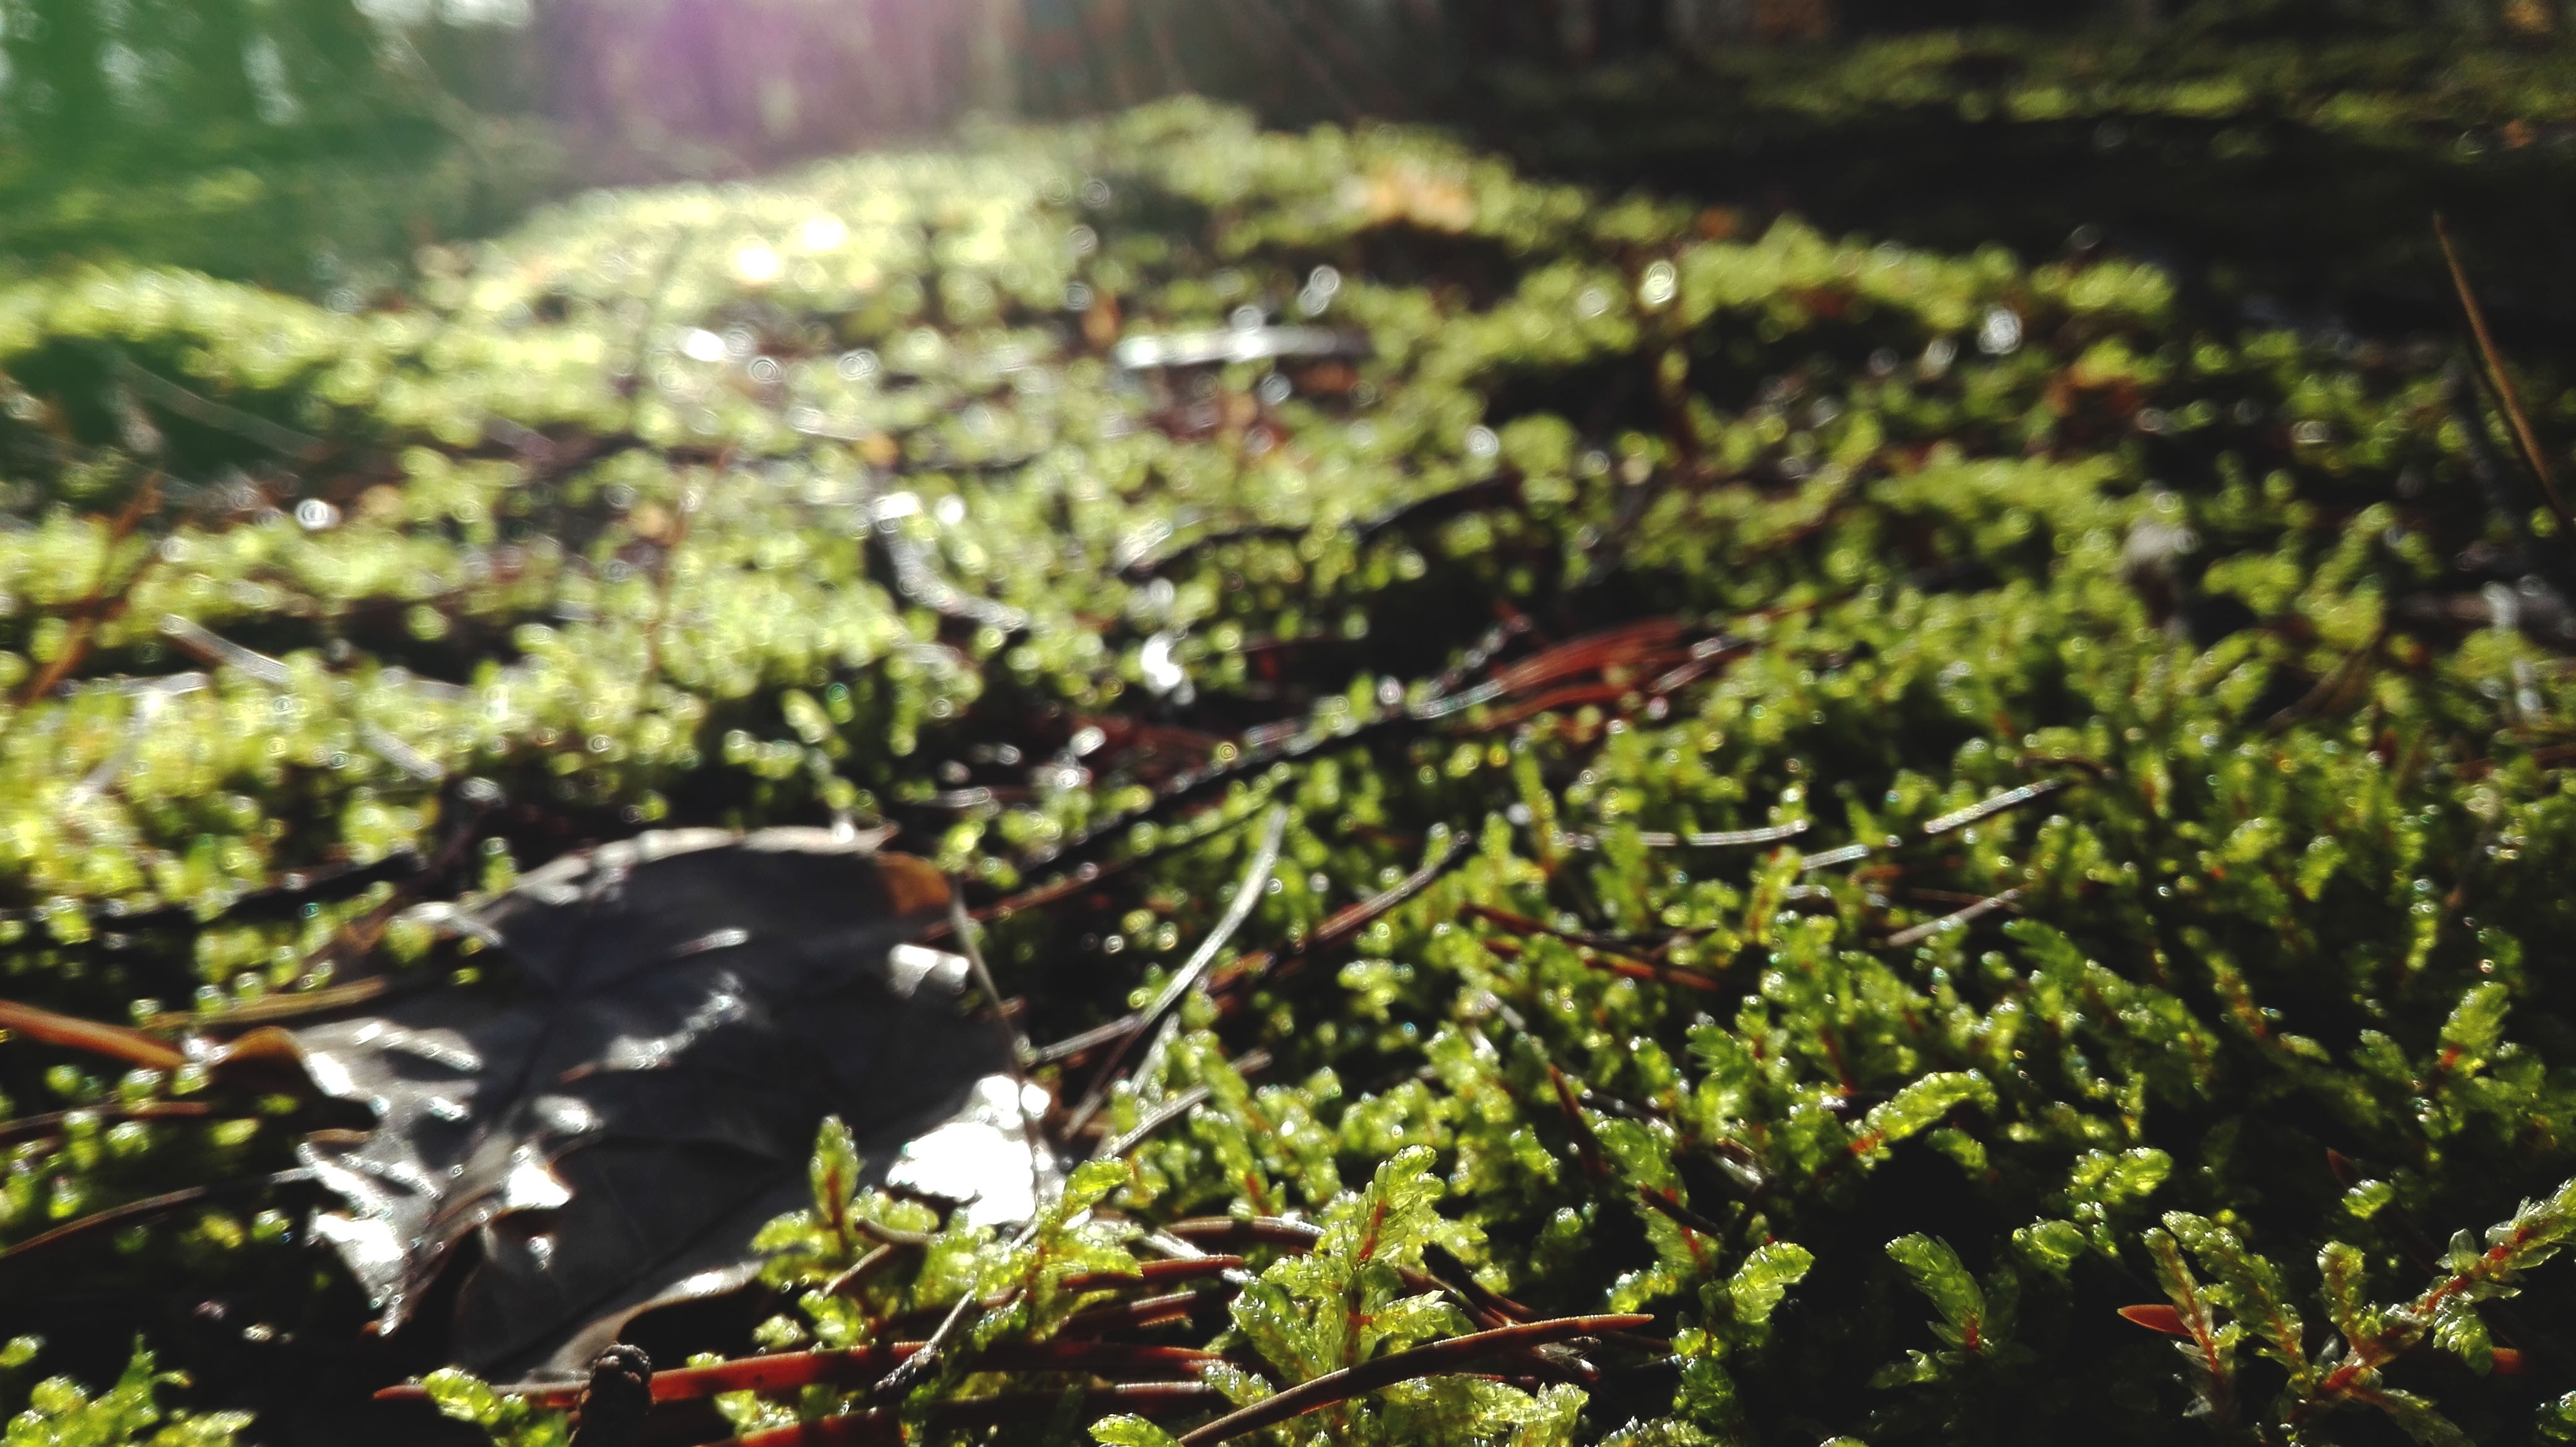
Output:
0,1337,251,1447
4,97,2576,1443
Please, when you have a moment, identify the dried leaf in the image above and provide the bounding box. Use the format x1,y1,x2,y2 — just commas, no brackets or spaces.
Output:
289,828,1022,1376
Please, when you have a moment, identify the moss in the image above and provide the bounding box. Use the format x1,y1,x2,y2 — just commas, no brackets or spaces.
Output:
2,98,2576,1443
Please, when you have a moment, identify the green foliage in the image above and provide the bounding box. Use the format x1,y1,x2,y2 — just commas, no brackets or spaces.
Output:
419,1366,568,1447
1885,1235,1995,1362
2137,1181,2576,1443
1087,1417,1184,1447
0,0,560,284
1230,1147,1473,1380
7,94,2576,1446
0,1339,250,1447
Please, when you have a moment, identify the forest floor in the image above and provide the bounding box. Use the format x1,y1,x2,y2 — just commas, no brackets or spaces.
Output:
4,31,2576,1446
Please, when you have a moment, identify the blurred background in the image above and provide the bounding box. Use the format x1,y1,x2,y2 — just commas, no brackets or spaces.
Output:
7,0,2576,336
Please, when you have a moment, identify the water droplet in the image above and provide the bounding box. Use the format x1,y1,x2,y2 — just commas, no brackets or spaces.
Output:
1638,260,1678,310
1977,307,2022,355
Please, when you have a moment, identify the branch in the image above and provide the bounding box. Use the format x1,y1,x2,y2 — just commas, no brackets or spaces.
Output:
1055,1288,1208,1337
379,1342,1228,1411
0,1168,311,1262
108,350,325,458
15,471,164,706
1094,1083,1212,1160
1064,805,1288,1135
1055,1256,1248,1296
0,1099,215,1147
1175,1314,1653,1445
1162,1215,1325,1253
0,998,188,1072
2436,214,2576,557
720,1383,1224,1447
1884,886,2025,949
1214,831,1471,995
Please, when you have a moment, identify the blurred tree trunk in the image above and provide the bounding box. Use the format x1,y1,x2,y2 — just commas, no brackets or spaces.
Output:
177,1,263,128
1664,0,1837,47
1754,0,1837,40
20,0,113,159
970,0,1025,114
1557,0,1598,60
529,0,983,174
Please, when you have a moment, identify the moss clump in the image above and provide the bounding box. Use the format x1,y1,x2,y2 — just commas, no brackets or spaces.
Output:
0,1334,252,1447
2,98,2576,1443
1479,16,2576,325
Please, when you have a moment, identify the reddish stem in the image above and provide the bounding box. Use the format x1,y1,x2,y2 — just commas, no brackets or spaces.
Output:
0,999,188,1072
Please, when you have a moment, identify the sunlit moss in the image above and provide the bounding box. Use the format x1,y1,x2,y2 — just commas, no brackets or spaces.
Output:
4,97,2576,1445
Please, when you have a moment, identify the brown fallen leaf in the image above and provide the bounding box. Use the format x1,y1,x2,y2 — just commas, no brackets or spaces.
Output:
291,826,1030,1378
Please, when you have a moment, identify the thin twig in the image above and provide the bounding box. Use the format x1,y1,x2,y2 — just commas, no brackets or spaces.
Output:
381,1342,1231,1410
0,1169,313,1262
820,1244,903,1300
1884,886,2027,948
850,1217,939,1251
2441,360,2551,569
1011,776,1283,894
1162,1215,1325,1252
1635,1184,1734,1240
866,1266,992,1400
1054,1288,1206,1337
1174,1314,1654,1445
1053,1256,1248,1296
952,797,1273,937
108,351,326,458
1030,1014,1143,1065
16,473,163,706
1094,1084,1212,1160
1579,953,1729,992
0,999,188,1072
639,469,710,688
872,1254,1254,1340
948,888,1032,1073
1424,1242,1538,1327
1213,831,1473,996
157,615,291,684
1550,1067,1611,1183
865,1208,1045,1401
1798,842,1874,872
2263,631,2387,734
141,976,394,1033
1921,779,2067,835
0,1099,217,1147
2436,214,2576,555
714,1382,1225,1447
0,848,430,940
1461,903,1657,963
1794,775,2076,875
1585,818,1811,851
1007,617,1713,884
1122,478,1516,580
1065,806,1289,1136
